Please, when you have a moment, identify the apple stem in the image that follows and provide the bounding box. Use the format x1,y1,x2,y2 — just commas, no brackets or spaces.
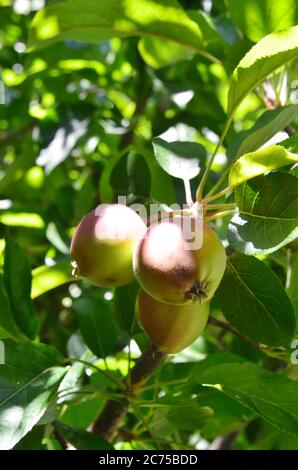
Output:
205,203,236,211
196,117,232,201
201,186,232,205
183,178,194,207
204,209,237,222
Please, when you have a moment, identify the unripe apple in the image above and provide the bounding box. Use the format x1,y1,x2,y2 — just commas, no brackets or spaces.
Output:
136,289,209,353
133,219,226,305
70,204,146,287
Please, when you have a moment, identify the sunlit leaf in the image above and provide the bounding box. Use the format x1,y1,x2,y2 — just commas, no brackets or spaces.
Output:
229,144,298,187
31,261,74,299
152,138,205,180
229,173,298,254
28,0,204,55
226,0,298,42
227,26,298,118
0,340,65,450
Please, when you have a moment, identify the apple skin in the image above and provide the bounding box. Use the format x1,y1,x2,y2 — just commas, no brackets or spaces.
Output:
70,204,146,287
133,220,226,305
136,289,209,353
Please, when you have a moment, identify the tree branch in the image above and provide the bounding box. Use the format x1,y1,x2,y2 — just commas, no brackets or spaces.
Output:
208,315,246,341
53,424,68,450
91,344,166,442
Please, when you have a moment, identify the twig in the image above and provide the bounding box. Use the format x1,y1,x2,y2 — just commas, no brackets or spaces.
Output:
91,344,166,442
208,316,249,342
205,203,236,211
53,424,68,450
63,357,125,389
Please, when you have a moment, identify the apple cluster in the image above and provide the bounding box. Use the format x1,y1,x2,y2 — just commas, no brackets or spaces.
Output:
70,204,226,353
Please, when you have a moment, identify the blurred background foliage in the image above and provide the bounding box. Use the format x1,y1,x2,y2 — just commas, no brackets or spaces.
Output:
0,0,297,451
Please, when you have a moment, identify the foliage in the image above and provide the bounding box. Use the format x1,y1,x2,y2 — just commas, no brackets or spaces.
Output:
0,0,297,451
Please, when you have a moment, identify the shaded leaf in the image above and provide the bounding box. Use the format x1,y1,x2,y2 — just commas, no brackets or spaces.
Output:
55,422,113,450
198,388,253,439
0,275,21,340
165,405,213,431
216,253,296,346
113,281,140,335
191,353,298,437
4,232,39,339
73,297,117,358
228,106,298,159
287,251,298,330
0,340,65,450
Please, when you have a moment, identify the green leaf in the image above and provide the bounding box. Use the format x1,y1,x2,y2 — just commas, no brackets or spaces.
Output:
227,25,298,118
165,405,213,431
100,147,175,205
73,297,117,358
57,361,86,403
287,251,298,330
229,144,298,187
229,173,298,254
191,353,298,438
279,134,298,153
31,261,74,299
109,151,151,198
224,38,253,73
0,150,35,195
4,232,39,339
13,427,45,450
197,388,253,439
141,147,176,205
216,253,296,346
61,396,104,429
152,138,205,180
28,0,204,54
138,37,194,69
138,9,226,68
0,275,21,340
0,340,65,450
226,0,298,42
228,105,298,159
113,281,140,335
54,422,113,450
0,212,45,229
189,10,228,51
